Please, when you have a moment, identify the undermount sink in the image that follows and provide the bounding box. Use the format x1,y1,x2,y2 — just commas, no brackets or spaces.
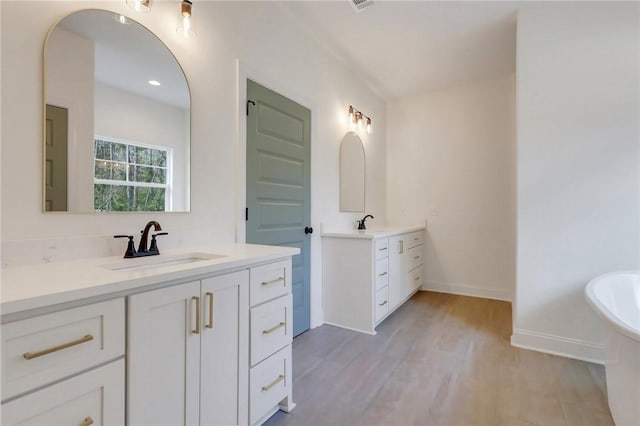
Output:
101,252,226,272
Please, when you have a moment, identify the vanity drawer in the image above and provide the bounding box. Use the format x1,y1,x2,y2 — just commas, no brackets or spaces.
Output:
374,286,390,323
250,260,289,307
1,359,124,426
408,245,424,270
410,265,424,291
406,231,424,249
374,238,389,260
250,346,290,425
2,298,125,400
374,258,389,291
250,295,291,366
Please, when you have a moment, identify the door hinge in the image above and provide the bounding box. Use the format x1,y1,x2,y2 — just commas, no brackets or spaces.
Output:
245,207,248,221
246,100,255,116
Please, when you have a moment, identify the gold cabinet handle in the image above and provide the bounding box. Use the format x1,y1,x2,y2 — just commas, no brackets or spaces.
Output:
23,334,94,360
80,417,94,426
261,277,284,286
414,237,420,241
262,374,285,392
379,300,388,307
262,322,285,334
206,292,214,329
192,296,201,334
378,271,388,276
414,276,421,281
414,256,420,259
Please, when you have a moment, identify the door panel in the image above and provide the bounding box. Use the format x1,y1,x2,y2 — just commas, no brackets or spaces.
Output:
45,104,68,211
246,80,311,336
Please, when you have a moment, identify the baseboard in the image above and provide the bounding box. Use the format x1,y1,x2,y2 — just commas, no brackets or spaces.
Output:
422,280,512,302
511,328,605,364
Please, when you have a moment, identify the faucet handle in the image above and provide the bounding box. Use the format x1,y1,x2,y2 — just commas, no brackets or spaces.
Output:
149,232,168,254
114,235,136,258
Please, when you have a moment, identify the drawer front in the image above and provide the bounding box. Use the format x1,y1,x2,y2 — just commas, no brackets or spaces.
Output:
250,260,290,307
410,265,424,291
406,231,425,249
374,238,389,260
250,346,290,425
2,298,125,400
374,286,390,323
374,258,389,291
408,245,424,270
250,295,291,366
2,359,124,426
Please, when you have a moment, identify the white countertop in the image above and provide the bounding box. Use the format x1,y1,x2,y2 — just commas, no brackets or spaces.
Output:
1,243,299,316
321,225,425,239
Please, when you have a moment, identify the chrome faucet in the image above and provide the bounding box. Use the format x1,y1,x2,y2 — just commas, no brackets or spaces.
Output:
357,214,374,230
114,220,168,258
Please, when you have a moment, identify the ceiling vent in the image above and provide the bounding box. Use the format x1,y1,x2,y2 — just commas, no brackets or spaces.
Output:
350,0,374,12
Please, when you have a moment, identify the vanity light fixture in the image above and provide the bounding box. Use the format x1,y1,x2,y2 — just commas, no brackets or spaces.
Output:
148,80,161,86
126,0,152,13
347,105,373,134
177,0,196,38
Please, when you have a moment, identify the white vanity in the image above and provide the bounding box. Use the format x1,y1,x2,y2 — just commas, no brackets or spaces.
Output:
322,227,425,334
1,244,298,426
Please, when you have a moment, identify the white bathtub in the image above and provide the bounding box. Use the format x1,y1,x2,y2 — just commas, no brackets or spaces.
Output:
585,271,640,426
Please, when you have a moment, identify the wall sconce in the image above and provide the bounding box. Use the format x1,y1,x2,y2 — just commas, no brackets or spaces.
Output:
126,0,152,13
177,0,196,38
348,105,372,134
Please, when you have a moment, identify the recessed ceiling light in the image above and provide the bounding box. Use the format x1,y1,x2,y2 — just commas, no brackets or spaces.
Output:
148,80,161,86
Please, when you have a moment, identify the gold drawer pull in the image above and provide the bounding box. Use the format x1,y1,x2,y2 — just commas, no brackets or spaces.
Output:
80,417,94,426
414,276,421,281
262,374,285,392
414,256,420,259
23,334,94,360
263,322,286,334
378,271,388,276
414,237,420,241
261,277,284,286
379,300,388,307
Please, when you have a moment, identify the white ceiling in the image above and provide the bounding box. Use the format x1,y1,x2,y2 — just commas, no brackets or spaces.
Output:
280,1,519,100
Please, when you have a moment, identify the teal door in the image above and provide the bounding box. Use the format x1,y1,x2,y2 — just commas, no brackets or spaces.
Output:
246,80,311,336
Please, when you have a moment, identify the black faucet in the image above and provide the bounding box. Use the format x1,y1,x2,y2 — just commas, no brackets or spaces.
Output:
357,214,374,230
114,220,168,258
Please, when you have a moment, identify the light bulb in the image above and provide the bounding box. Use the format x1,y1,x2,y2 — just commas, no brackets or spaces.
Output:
366,117,372,134
177,0,196,38
348,106,355,124
126,0,151,13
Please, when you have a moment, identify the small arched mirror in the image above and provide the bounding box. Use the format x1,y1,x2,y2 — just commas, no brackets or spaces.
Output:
339,132,365,212
43,10,190,212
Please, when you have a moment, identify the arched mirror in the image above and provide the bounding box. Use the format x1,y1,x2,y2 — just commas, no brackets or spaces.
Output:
43,10,190,212
339,132,365,212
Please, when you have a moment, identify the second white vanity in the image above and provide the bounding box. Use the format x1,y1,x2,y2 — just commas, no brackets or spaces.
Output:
322,226,425,334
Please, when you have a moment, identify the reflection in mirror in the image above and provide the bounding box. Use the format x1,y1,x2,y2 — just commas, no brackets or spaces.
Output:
339,132,365,212
44,10,190,212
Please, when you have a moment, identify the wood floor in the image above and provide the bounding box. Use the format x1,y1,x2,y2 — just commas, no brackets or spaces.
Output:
265,291,613,426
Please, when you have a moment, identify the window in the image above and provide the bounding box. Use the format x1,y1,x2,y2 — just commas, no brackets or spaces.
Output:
94,136,172,212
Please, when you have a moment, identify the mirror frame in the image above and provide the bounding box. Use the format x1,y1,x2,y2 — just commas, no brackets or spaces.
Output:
42,9,192,213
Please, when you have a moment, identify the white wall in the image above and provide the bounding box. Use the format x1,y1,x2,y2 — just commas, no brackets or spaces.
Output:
94,83,190,211
0,1,387,329
45,26,95,212
513,2,640,362
387,75,516,301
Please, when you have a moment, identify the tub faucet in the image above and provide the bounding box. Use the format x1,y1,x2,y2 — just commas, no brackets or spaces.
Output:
357,214,375,230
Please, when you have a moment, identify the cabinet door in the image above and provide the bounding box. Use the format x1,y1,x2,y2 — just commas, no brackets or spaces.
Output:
388,235,411,309
128,281,201,426
2,359,124,426
200,271,249,426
